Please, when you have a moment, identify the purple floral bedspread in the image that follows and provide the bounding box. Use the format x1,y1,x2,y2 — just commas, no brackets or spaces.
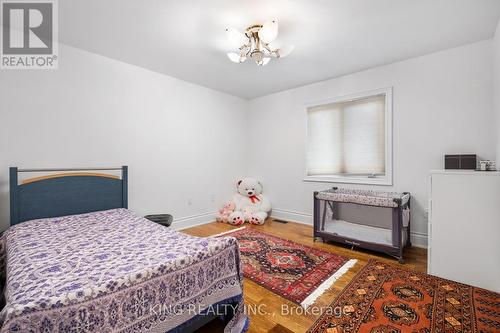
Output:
0,209,247,332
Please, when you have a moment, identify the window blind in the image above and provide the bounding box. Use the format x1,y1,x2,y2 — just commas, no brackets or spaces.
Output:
307,95,386,176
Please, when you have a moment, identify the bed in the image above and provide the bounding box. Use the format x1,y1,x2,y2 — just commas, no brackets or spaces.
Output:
1,167,248,333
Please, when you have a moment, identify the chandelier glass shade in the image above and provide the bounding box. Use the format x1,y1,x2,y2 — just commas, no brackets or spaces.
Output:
225,19,294,66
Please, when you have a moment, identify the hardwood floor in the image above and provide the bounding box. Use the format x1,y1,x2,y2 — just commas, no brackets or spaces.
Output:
183,219,427,333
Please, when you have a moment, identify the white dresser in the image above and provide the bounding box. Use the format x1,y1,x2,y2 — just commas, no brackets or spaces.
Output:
428,170,500,292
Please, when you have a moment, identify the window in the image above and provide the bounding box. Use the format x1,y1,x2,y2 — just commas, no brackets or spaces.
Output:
305,88,392,185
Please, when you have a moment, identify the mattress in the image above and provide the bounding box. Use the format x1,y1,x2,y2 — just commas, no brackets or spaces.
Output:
0,209,247,333
323,219,408,246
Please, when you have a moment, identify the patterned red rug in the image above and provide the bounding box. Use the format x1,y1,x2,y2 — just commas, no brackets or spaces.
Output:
308,259,500,333
217,227,356,308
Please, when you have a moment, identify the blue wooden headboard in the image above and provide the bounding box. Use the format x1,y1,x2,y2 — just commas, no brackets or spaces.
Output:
9,166,128,225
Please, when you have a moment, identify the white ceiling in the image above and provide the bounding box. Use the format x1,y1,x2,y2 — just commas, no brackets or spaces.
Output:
59,0,500,99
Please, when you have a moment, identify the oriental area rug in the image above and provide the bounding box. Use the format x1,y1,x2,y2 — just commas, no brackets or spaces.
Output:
308,259,500,333
216,227,356,308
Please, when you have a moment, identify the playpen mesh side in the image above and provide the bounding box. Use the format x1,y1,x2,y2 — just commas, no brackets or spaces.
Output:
317,199,408,246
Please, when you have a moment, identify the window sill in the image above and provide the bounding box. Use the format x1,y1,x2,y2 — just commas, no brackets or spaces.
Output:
303,175,392,186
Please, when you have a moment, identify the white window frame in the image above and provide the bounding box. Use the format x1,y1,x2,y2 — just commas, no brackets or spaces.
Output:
303,87,393,186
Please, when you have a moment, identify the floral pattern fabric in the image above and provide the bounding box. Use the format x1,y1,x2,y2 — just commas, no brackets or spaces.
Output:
316,188,410,208
0,209,247,333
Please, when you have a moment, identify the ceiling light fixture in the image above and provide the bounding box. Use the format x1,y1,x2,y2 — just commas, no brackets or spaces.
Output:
225,19,294,66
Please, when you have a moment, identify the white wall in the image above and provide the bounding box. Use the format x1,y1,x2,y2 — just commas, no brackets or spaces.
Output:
247,40,495,247
1,39,497,244
495,21,500,166
0,44,248,231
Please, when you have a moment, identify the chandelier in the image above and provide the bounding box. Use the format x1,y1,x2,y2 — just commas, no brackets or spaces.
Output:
225,19,294,66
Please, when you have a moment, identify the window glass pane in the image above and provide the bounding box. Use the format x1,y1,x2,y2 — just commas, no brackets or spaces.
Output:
342,96,385,174
307,94,386,176
307,105,342,175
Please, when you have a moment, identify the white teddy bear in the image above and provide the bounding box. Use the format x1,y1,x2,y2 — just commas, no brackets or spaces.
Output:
227,178,271,226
